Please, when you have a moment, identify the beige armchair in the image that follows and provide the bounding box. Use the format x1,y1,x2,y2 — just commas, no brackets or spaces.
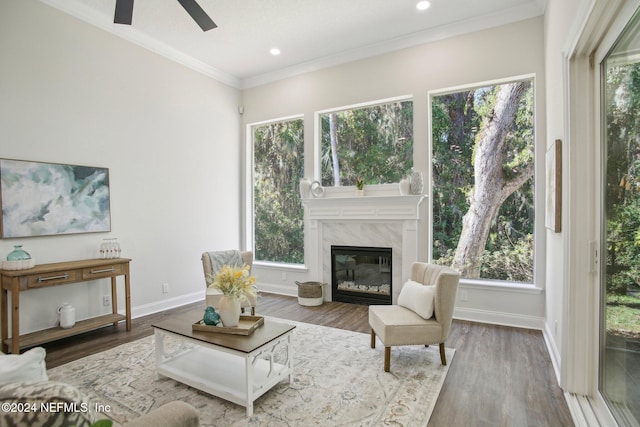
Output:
201,250,256,315
369,262,460,372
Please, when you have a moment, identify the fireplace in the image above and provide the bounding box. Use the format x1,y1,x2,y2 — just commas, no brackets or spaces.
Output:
331,245,392,305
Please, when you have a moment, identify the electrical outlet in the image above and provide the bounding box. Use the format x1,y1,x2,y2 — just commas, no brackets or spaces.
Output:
459,290,468,301
281,272,287,281
102,295,111,306
162,283,169,294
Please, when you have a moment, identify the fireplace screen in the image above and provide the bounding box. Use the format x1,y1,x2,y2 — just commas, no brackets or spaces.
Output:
331,245,392,305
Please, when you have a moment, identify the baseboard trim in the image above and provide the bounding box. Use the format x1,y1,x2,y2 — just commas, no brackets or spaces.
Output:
453,306,545,330
257,283,299,298
129,285,302,320
150,288,545,332
543,321,562,385
130,290,204,319
257,284,544,330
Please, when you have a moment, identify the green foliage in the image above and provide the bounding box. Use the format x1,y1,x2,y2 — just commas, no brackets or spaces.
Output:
479,234,533,282
253,119,304,264
604,62,640,297
431,81,535,282
320,101,414,186
606,302,640,336
434,234,533,283
431,92,477,261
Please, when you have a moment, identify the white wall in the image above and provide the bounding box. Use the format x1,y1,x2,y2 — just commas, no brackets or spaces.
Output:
543,0,586,383
0,0,241,335
241,17,547,328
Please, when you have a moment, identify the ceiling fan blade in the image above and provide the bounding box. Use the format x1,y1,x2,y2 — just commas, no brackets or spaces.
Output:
114,0,134,25
177,0,217,31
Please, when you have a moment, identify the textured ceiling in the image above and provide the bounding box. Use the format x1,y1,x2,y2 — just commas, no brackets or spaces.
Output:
39,0,545,88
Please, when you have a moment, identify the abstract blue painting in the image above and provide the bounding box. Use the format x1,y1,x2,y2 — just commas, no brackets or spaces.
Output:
0,159,111,238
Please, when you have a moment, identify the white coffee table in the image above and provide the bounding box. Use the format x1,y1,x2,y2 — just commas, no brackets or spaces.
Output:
152,309,295,416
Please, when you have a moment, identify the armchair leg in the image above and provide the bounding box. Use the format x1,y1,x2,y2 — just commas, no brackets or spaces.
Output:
384,347,391,372
439,343,447,365
370,329,376,348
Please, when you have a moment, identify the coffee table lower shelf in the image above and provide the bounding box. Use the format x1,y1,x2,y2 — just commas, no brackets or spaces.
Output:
154,328,293,416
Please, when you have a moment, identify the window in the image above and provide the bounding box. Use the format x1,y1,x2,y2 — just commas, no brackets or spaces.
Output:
319,98,413,187
252,117,304,264
600,9,640,424
431,79,535,283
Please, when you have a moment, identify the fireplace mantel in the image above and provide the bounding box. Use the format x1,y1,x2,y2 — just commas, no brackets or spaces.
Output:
302,193,427,303
303,195,425,221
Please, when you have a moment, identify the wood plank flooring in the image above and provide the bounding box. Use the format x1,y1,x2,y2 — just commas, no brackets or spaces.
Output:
40,293,574,426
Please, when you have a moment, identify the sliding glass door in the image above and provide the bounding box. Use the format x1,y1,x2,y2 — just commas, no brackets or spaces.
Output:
601,8,640,425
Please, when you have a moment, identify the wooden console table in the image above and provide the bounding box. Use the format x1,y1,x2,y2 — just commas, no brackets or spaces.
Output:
0,258,131,354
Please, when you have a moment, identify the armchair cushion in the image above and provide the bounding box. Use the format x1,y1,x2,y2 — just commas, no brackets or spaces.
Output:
0,347,48,385
397,279,435,320
369,305,442,346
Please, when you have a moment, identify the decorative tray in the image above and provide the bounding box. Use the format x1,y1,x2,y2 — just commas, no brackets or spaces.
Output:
192,315,264,335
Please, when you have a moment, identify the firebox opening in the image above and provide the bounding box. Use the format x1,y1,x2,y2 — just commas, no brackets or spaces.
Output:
331,245,392,305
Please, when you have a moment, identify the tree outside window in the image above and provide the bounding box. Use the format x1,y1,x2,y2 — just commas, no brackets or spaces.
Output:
320,100,413,187
431,80,535,283
253,118,304,264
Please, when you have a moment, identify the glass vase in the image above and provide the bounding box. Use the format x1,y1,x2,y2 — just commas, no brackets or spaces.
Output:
6,245,31,261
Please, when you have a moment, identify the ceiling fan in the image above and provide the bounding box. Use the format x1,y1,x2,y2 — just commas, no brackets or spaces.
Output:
114,0,217,31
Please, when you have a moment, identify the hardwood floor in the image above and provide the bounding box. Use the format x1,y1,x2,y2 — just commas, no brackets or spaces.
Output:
41,293,574,426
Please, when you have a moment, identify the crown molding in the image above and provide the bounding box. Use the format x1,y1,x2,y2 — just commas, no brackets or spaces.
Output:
38,0,242,89
241,0,546,89
39,0,544,91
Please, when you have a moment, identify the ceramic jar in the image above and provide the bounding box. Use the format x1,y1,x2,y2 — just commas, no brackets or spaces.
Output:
299,178,312,199
218,295,241,327
410,170,424,194
58,303,76,329
399,178,411,195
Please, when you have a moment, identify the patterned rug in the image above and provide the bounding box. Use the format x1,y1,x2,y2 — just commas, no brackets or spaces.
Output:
48,320,454,426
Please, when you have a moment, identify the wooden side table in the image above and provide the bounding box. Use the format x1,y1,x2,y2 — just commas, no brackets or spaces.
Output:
0,258,131,354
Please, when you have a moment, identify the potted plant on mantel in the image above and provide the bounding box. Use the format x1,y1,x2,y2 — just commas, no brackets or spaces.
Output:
356,177,365,197
206,264,257,327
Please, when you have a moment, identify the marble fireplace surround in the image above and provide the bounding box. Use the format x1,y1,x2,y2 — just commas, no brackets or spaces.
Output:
302,189,425,304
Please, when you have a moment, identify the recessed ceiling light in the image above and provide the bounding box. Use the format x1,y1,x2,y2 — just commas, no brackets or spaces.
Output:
270,48,281,56
416,1,431,11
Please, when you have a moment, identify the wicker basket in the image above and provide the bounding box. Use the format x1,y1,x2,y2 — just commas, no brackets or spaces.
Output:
295,281,325,306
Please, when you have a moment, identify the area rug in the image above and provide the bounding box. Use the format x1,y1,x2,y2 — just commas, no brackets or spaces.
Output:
48,320,454,426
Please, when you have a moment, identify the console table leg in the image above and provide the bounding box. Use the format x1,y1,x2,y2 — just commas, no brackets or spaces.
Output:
0,288,7,354
110,277,118,328
11,286,19,354
124,267,131,331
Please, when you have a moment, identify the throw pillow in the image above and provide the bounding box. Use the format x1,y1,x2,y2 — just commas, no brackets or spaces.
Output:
397,279,435,319
0,347,48,385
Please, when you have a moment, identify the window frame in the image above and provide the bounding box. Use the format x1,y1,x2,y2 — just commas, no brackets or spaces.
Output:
314,94,414,185
245,114,305,267
427,74,543,290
